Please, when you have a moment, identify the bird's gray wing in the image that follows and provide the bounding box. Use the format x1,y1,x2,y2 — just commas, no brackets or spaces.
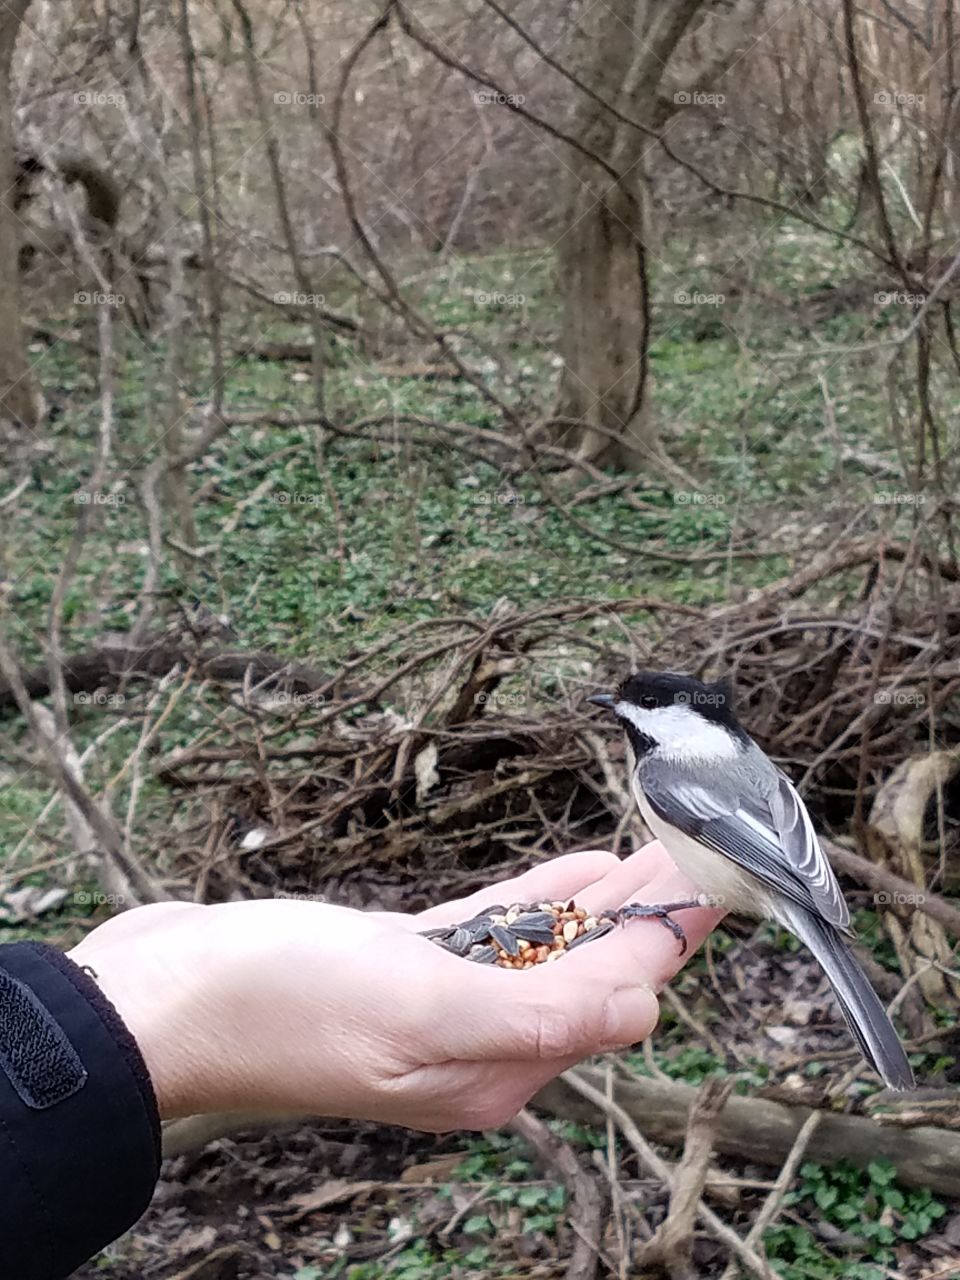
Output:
768,769,849,929
640,756,850,931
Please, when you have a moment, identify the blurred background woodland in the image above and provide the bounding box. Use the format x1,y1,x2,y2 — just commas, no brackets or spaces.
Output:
1,1,960,1277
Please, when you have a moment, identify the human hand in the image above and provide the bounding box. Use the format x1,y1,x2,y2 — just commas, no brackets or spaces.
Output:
68,843,722,1131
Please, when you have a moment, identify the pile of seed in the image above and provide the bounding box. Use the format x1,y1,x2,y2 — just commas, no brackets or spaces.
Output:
494,901,607,967
422,898,613,968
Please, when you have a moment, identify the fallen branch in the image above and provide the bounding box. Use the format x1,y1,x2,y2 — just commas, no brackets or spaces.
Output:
0,634,160,905
558,1068,775,1280
509,1108,604,1280
537,1066,960,1198
639,1076,735,1280
825,838,960,939
718,1110,821,1280
0,639,348,712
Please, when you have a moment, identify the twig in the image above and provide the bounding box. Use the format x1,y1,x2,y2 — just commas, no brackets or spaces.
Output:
718,1110,821,1280
509,1107,604,1280
560,1069,775,1279
0,631,160,906
640,1077,736,1280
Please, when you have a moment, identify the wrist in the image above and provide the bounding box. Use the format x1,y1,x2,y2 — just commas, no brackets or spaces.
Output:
67,903,226,1121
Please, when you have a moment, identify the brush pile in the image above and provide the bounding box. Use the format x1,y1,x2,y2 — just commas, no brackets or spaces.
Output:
124,536,960,906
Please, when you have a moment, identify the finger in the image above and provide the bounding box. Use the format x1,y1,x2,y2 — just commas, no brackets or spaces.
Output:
573,840,679,915
413,849,621,930
416,940,659,1066
565,863,726,991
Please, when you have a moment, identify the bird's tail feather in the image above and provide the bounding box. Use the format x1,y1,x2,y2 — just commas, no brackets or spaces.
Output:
779,904,914,1091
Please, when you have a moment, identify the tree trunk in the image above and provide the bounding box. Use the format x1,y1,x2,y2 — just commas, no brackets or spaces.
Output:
0,0,39,430
554,153,654,470
554,0,676,472
553,0,763,472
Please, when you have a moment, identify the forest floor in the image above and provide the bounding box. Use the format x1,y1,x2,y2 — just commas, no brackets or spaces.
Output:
3,221,958,1279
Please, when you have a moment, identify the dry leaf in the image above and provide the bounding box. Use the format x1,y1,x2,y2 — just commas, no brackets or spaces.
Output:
399,1152,465,1183
285,1179,379,1223
414,741,440,804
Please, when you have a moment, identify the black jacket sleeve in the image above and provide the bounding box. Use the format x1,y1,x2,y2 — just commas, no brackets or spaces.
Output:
0,941,161,1278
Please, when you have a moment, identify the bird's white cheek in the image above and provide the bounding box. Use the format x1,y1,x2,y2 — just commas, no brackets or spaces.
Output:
615,702,740,762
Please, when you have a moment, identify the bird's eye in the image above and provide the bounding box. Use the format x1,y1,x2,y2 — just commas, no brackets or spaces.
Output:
639,695,658,710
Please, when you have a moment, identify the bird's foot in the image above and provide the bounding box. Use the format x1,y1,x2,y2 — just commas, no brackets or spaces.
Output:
601,899,704,956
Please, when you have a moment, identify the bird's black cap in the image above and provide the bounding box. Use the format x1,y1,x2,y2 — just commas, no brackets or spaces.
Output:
591,671,745,734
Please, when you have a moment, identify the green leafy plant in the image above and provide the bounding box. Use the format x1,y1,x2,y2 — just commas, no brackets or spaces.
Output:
764,1159,946,1279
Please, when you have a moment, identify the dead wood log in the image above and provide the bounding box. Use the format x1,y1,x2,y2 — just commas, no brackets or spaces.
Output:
0,640,349,712
535,1066,960,1197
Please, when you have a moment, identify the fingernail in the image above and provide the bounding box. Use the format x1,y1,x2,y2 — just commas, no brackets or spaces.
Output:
600,985,659,1050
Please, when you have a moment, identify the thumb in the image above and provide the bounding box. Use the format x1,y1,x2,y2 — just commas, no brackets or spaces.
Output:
422,954,659,1064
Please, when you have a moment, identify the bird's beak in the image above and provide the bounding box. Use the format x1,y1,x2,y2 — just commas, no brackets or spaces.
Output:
587,692,616,710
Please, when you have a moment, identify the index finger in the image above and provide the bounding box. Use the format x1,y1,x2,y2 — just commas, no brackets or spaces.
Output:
565,859,726,991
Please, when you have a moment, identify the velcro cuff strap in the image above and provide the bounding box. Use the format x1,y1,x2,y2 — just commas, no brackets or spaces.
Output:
0,966,87,1108
0,942,161,1280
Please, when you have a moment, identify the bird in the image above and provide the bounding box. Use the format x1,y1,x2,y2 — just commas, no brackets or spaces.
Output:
589,670,915,1091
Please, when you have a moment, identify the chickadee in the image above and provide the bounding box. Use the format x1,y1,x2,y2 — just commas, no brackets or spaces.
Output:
589,671,914,1091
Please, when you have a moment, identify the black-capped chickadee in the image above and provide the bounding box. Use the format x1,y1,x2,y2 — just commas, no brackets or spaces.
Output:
589,671,915,1091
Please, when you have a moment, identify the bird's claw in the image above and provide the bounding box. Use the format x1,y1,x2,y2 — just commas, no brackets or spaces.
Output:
601,899,704,956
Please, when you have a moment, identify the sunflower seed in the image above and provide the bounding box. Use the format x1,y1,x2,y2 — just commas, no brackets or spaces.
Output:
508,912,557,944
490,923,521,955
420,924,455,941
566,918,615,950
447,926,477,955
463,905,505,929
